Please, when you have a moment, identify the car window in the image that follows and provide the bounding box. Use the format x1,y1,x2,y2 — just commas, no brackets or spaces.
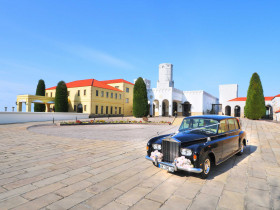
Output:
228,119,236,131
179,118,191,130
179,118,219,134
234,119,240,129
218,120,228,133
192,119,204,128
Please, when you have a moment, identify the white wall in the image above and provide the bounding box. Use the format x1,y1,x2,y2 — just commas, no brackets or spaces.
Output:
0,112,89,124
219,84,238,105
183,91,203,113
202,91,219,113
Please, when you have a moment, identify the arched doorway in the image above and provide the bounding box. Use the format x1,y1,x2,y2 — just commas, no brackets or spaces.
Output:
234,105,240,117
173,101,178,116
162,100,169,116
225,106,231,116
182,102,191,116
265,105,273,120
153,100,159,116
77,104,83,113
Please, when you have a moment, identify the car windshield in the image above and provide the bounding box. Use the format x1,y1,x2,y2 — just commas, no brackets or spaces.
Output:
179,118,219,134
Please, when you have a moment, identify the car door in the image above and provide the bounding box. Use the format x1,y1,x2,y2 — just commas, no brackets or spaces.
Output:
227,118,240,153
218,120,230,159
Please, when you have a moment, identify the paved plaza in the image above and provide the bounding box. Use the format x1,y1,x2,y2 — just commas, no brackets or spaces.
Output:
0,119,280,209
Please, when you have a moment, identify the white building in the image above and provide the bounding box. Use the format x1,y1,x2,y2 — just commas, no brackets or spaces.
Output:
141,63,219,117
220,84,280,120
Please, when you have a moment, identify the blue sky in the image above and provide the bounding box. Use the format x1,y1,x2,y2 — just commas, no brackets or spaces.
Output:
0,0,280,111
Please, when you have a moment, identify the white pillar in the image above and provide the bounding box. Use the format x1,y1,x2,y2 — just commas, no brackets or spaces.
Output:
159,100,163,116
149,101,153,116
169,100,173,117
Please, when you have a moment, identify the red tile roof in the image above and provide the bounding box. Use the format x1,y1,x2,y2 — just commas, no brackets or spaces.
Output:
273,94,280,99
229,97,247,102
102,79,134,85
229,96,274,102
46,79,122,91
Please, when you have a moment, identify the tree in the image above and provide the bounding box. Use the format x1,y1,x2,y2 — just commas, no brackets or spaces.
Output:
133,77,149,118
244,72,266,119
34,79,46,112
55,81,68,112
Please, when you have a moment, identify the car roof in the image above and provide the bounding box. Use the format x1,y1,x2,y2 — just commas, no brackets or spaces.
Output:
184,115,235,121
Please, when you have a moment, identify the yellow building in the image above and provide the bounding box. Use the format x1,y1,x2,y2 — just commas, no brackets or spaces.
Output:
17,79,134,116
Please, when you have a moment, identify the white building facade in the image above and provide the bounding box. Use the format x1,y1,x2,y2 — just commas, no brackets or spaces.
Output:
219,84,279,120
142,63,219,117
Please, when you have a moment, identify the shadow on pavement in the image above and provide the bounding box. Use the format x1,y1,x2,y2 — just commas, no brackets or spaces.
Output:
174,145,257,179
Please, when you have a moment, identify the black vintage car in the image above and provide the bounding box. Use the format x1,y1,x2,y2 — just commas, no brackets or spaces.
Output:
146,115,248,178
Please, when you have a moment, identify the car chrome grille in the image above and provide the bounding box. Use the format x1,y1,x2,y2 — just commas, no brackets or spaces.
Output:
162,139,180,163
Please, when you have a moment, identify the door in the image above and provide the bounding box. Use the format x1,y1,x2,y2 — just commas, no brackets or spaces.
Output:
218,120,233,160
227,118,240,153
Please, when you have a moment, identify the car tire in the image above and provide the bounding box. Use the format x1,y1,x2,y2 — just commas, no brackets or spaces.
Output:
200,155,211,179
237,142,244,156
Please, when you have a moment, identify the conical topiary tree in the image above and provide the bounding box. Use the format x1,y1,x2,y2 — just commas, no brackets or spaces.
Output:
244,72,266,119
34,79,46,112
133,77,149,118
55,81,68,112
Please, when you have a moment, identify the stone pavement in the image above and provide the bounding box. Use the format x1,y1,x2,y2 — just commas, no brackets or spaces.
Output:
0,119,279,209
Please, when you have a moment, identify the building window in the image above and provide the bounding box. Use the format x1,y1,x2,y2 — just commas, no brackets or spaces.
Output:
101,91,104,97
119,107,121,114
74,105,77,111
101,106,104,114
106,92,109,98
126,88,129,93
115,93,117,99
96,90,99,96
111,93,113,98
96,105,98,114
106,106,108,114
78,90,80,96
84,105,86,111
110,106,113,114
84,90,86,95
51,92,52,97
119,94,122,99
68,91,70,96
126,98,129,103
46,93,48,97
115,107,117,114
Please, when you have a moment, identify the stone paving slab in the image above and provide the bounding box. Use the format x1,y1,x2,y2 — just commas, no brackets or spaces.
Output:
0,119,280,209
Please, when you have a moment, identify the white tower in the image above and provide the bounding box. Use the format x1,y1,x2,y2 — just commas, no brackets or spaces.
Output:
157,63,174,88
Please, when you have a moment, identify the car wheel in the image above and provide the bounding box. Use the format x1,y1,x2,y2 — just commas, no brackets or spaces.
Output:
200,155,211,179
237,142,244,156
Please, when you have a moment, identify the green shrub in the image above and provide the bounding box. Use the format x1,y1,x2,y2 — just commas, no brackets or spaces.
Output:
133,77,149,118
244,73,266,119
34,79,46,112
55,81,68,112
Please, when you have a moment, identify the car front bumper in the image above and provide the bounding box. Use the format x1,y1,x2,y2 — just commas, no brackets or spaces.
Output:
145,155,202,173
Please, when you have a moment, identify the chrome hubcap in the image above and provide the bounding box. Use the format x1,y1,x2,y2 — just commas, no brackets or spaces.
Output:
204,159,210,174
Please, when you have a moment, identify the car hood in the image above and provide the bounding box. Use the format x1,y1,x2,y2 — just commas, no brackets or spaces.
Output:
171,131,209,142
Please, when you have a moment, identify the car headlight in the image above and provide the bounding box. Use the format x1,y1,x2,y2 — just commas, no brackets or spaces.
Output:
181,148,192,156
152,144,161,150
